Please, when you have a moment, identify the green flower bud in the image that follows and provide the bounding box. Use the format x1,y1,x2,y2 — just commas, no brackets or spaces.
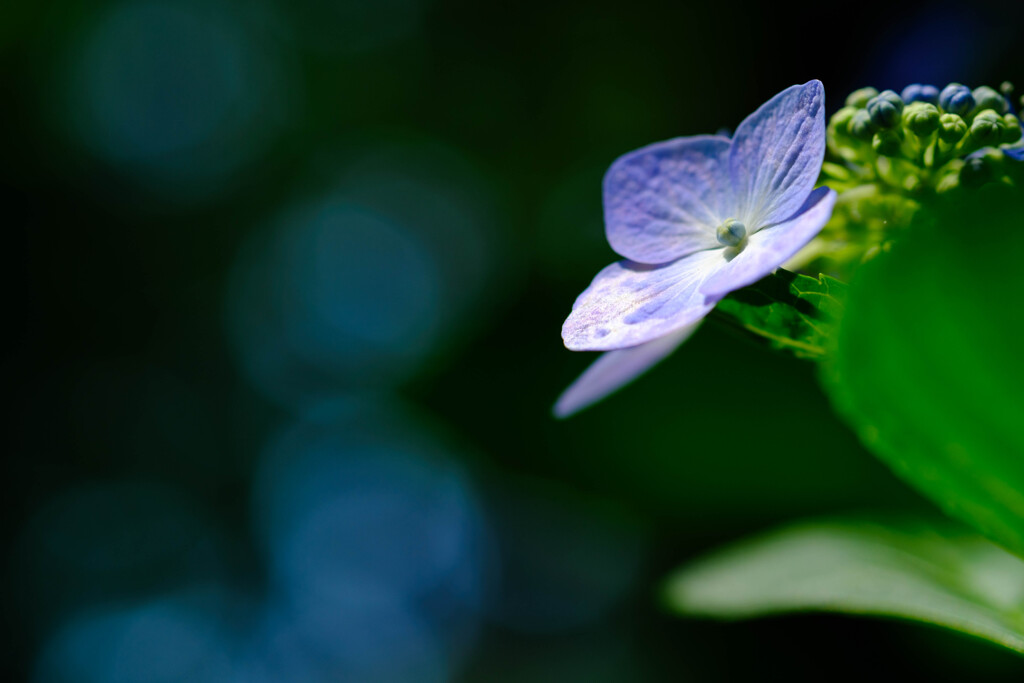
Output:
847,109,876,141
969,109,1006,146
902,102,940,137
867,90,904,128
829,106,858,132
1003,115,1023,145
868,101,901,129
938,113,967,143
971,86,1010,115
846,87,879,108
872,129,902,156
1000,81,1015,98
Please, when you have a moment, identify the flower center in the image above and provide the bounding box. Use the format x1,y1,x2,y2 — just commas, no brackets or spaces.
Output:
715,219,747,247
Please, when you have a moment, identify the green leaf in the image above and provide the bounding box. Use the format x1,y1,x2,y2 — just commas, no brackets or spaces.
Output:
713,270,848,360
664,519,1024,654
823,187,1024,557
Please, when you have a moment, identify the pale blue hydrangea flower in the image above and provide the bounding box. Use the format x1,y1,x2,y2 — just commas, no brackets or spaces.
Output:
555,80,836,417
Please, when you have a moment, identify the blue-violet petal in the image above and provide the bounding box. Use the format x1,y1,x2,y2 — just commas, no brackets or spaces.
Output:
553,322,699,418
728,80,825,229
603,135,731,264
562,250,723,351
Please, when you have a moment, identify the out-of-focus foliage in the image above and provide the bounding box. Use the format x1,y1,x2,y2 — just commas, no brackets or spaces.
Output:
665,519,1024,653
825,187,1024,558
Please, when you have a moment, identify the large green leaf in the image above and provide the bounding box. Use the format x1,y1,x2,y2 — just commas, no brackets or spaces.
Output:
664,520,1024,653
823,187,1024,557
713,270,847,360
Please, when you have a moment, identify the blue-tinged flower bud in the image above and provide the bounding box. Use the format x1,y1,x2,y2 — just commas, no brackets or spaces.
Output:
900,83,939,105
971,86,1010,115
846,87,879,108
715,219,746,247
938,113,967,143
1003,115,1023,144
847,109,876,140
902,102,940,136
867,91,903,128
969,109,1006,146
939,84,975,116
872,129,902,156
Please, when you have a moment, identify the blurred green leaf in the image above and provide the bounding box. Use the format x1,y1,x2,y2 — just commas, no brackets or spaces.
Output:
823,187,1024,557
664,519,1024,654
713,270,847,360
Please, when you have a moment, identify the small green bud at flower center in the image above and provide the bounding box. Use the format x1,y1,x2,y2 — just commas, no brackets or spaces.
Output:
716,219,746,247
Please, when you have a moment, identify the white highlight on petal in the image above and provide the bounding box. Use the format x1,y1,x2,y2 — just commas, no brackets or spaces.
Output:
561,249,724,351
553,322,700,418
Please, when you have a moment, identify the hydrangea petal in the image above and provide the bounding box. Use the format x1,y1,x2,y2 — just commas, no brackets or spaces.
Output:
562,249,723,351
1005,145,1024,161
729,81,825,228
553,322,699,418
699,187,836,302
604,136,731,264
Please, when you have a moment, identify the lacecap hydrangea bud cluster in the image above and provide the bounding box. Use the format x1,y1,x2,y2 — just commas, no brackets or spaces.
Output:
799,82,1024,278
827,82,1021,193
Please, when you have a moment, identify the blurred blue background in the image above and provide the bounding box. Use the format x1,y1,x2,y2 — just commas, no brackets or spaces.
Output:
3,0,1023,680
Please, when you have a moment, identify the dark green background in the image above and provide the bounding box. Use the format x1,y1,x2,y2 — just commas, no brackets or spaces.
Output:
4,0,1023,680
